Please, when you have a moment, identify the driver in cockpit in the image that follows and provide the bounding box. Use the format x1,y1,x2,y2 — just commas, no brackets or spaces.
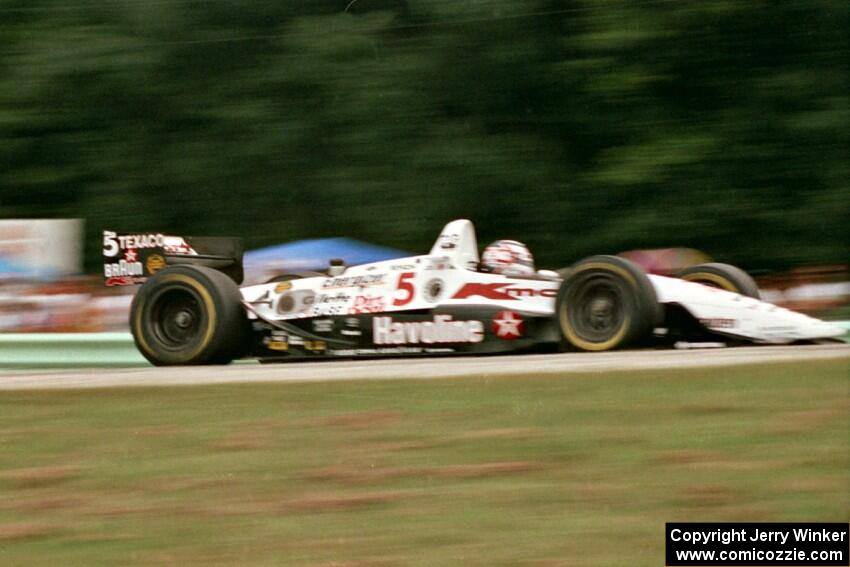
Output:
480,239,536,276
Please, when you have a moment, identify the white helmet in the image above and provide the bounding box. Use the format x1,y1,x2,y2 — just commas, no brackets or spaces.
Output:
481,240,536,276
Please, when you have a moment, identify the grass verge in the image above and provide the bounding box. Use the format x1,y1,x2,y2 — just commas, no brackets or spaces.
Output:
0,360,848,566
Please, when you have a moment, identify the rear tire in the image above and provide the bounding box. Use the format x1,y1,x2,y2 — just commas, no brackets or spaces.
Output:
130,265,249,365
677,262,760,299
557,255,659,351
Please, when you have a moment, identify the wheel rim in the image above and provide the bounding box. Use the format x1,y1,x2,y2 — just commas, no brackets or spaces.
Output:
566,274,626,342
149,287,207,350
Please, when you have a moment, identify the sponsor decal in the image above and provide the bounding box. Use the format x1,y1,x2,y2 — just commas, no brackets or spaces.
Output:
453,283,514,300
390,264,417,271
105,275,146,287
423,278,444,303
492,311,524,340
499,286,558,298
273,290,316,314
349,295,385,314
341,317,362,336
162,236,196,255
758,325,796,332
265,334,326,353
425,259,448,271
393,272,416,306
312,319,334,333
103,231,166,258
264,332,289,351
329,347,455,356
438,233,459,250
317,292,351,304
104,259,143,278
373,315,484,345
311,304,346,316
146,254,166,274
699,318,737,329
274,281,292,293
451,283,558,300
102,248,147,283
304,340,326,352
322,274,386,289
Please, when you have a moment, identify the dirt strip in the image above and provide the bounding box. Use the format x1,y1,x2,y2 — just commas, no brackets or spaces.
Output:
0,344,848,390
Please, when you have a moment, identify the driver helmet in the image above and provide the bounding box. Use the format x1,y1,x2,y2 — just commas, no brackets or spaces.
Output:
481,239,536,276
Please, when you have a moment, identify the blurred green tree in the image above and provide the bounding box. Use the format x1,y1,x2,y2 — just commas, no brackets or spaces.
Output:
0,0,846,271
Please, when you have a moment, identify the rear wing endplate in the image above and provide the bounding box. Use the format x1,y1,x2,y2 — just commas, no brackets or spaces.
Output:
102,231,243,286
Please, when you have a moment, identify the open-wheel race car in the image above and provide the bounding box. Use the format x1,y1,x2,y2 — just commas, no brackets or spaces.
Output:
102,220,844,366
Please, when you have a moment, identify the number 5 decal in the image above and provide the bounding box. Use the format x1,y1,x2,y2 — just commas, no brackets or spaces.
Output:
393,272,415,306
103,231,119,257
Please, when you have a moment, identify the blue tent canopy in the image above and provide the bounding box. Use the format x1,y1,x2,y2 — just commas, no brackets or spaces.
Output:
244,237,408,280
0,256,55,280
0,257,29,273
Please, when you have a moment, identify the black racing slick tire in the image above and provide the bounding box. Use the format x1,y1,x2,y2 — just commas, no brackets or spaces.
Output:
556,255,659,352
130,265,249,366
676,262,760,299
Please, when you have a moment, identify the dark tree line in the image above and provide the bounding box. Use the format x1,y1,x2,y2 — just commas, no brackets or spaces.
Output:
0,0,847,272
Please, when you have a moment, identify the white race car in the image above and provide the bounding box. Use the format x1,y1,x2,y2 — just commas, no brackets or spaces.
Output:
102,220,845,365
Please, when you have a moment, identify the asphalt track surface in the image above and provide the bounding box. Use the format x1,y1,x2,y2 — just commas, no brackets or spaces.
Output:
1,344,848,390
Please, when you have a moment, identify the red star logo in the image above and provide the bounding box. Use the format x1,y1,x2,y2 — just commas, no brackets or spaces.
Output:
493,310,524,340
125,248,138,262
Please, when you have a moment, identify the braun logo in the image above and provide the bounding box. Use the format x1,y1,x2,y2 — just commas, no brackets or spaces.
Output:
373,315,484,345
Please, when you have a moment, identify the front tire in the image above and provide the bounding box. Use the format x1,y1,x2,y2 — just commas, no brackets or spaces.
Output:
677,262,760,299
130,265,249,365
557,255,659,351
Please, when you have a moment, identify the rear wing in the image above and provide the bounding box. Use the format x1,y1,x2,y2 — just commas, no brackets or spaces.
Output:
102,231,243,287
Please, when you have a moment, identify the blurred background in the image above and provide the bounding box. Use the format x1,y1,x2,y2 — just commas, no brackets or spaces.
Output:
0,6,847,562
0,0,848,331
